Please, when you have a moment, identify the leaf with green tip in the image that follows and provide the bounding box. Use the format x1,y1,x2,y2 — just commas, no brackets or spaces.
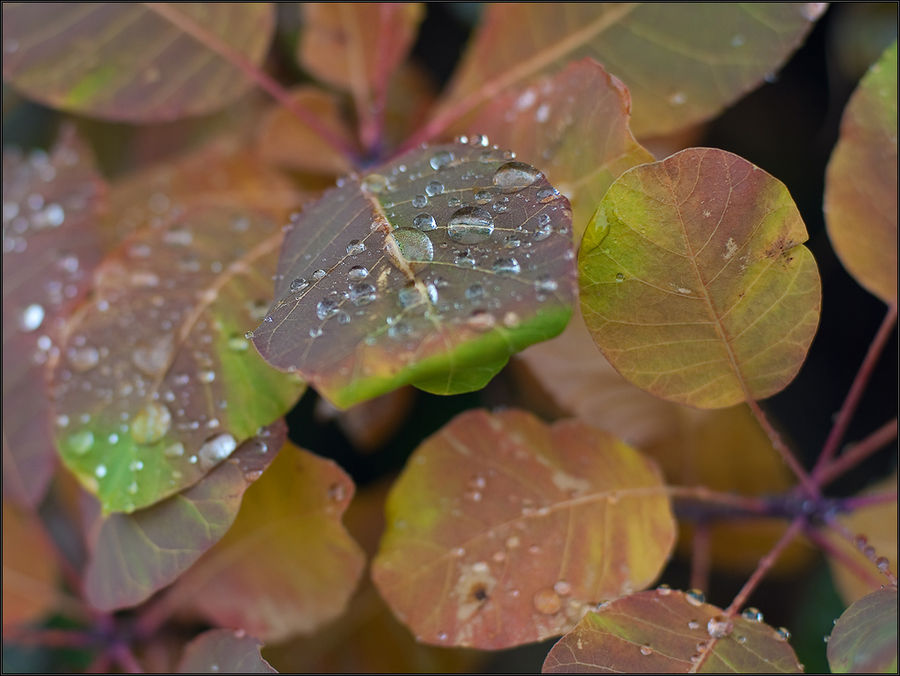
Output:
82,421,285,612
579,147,821,409
251,140,577,408
371,409,675,650
2,126,106,507
429,3,825,140
50,206,305,514
825,40,897,304
828,587,898,674
461,58,654,240
1,3,275,122
543,589,803,673
177,629,276,674
171,443,365,642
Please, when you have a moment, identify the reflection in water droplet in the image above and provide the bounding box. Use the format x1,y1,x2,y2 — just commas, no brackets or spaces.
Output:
493,161,541,192
533,588,562,615
448,206,494,244
131,402,172,444
413,213,437,231
68,430,94,455
685,589,705,607
389,228,434,262
348,265,369,280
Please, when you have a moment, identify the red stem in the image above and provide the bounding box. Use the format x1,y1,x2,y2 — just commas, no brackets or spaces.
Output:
690,521,712,592
841,491,897,511
143,2,361,163
746,399,821,498
818,418,898,487
666,485,771,514
804,526,884,589
812,304,898,480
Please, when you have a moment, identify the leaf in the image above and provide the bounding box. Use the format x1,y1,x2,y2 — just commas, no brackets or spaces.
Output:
82,421,286,611
256,87,357,176
431,3,825,139
2,501,60,630
371,409,675,649
2,126,106,507
251,140,577,408
171,442,365,643
827,587,898,674
1,3,275,122
49,205,305,514
461,58,654,239
824,40,898,304
177,629,276,674
823,475,897,605
383,62,439,153
542,589,803,673
579,147,821,409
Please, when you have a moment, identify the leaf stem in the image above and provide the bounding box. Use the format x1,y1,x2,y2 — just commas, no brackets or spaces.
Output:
817,418,898,487
724,516,805,617
746,399,820,498
812,303,898,481
689,520,712,592
840,491,897,511
143,2,361,163
666,485,770,514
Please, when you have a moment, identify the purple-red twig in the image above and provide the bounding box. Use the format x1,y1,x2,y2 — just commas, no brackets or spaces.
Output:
746,399,820,498
841,491,897,511
818,418,898,487
690,520,712,593
804,526,884,589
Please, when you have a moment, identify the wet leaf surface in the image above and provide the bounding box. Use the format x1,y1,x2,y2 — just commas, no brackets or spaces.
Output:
434,3,825,138
82,421,285,611
251,140,576,408
2,501,60,629
543,589,803,673
461,58,654,239
172,442,365,642
50,205,305,513
371,409,675,649
580,147,821,409
827,586,898,673
2,3,275,122
2,127,105,507
177,629,276,674
825,40,897,304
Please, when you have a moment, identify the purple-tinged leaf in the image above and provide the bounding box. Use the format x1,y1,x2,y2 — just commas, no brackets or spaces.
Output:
2,3,275,122
49,206,305,514
82,421,285,611
828,587,898,673
177,629,276,674
251,140,577,408
2,126,105,507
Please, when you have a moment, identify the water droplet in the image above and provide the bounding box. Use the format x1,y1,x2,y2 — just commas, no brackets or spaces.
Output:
346,239,366,256
429,150,454,170
474,188,495,205
290,277,309,293
741,607,763,623
21,304,45,332
131,402,172,444
465,284,485,300
132,334,174,376
56,414,70,428
309,327,323,338
876,556,891,572
533,588,562,615
43,203,65,227
413,213,437,231
164,442,185,458
534,275,558,294
640,644,653,656
198,434,237,470
615,272,625,282
244,330,255,340
448,206,494,244
349,282,377,306
68,430,94,455
312,269,327,281
348,265,369,280
492,196,510,213
493,161,541,192
228,335,249,352
67,345,99,371
398,284,422,308
362,173,387,193
537,187,560,203
656,584,672,596
688,620,701,630
389,228,434,262
317,294,343,320
492,257,520,275
199,370,215,383
454,249,476,267
685,589,705,606
95,464,107,479
425,181,444,197
553,580,572,596
707,615,733,638
775,627,791,642
466,310,495,332
412,194,428,208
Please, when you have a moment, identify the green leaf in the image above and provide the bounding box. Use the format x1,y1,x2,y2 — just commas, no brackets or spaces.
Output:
372,409,675,649
50,206,305,514
171,443,365,642
1,3,275,122
543,589,803,673
251,140,577,408
825,40,898,304
177,629,276,674
82,422,285,612
828,587,898,673
579,147,821,409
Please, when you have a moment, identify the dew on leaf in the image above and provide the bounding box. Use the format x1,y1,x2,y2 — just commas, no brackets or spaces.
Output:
197,433,237,470
349,282,377,306
640,644,653,656
164,442,185,458
707,615,733,638
67,345,100,371
775,627,791,642
533,587,562,615
741,607,763,622
553,580,572,596
21,303,45,331
685,589,705,606
317,294,343,320
348,265,369,280
492,196,510,213
413,213,437,231
290,277,309,293
131,402,172,444
312,268,327,281
615,272,625,282
68,429,94,455
425,180,444,196
429,150,454,170
95,464,107,478
389,227,434,262
493,161,541,192
465,283,485,300
132,334,174,377
455,249,476,267
412,194,428,208
362,173,388,194
447,206,494,243
492,257,520,275
688,620,701,630
656,583,672,595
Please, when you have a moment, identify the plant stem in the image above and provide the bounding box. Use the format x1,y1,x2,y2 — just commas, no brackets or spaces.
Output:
812,304,898,481
666,485,771,514
804,526,884,589
745,399,820,498
690,520,711,592
818,418,898,487
4,627,96,649
841,491,897,511
143,2,361,163
724,517,805,617
111,643,144,674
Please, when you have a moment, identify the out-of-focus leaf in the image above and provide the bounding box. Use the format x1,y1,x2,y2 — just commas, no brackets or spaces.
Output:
172,442,365,643
257,87,357,176
314,387,416,452
372,409,675,649
825,40,897,304
580,147,821,409
461,58,653,239
251,140,576,408
827,587,898,674
177,629,276,674
2,3,275,122
432,3,825,139
2,126,105,507
82,421,286,611
298,3,424,146
383,62,439,153
2,501,60,629
542,589,803,673
49,206,305,514
824,475,897,605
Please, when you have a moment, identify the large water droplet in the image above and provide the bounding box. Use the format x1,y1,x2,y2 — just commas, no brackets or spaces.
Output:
413,213,437,231
132,334,174,377
532,587,562,615
389,228,434,262
429,150,454,170
349,282,376,306
741,607,763,622
362,173,387,194
68,429,94,455
448,206,494,244
707,615,733,638
290,277,309,293
346,239,366,256
198,433,237,470
348,265,369,280
493,161,541,192
492,257,520,275
21,304,45,332
131,402,172,444
685,589,705,607
412,194,428,208
317,294,343,320
425,181,444,196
